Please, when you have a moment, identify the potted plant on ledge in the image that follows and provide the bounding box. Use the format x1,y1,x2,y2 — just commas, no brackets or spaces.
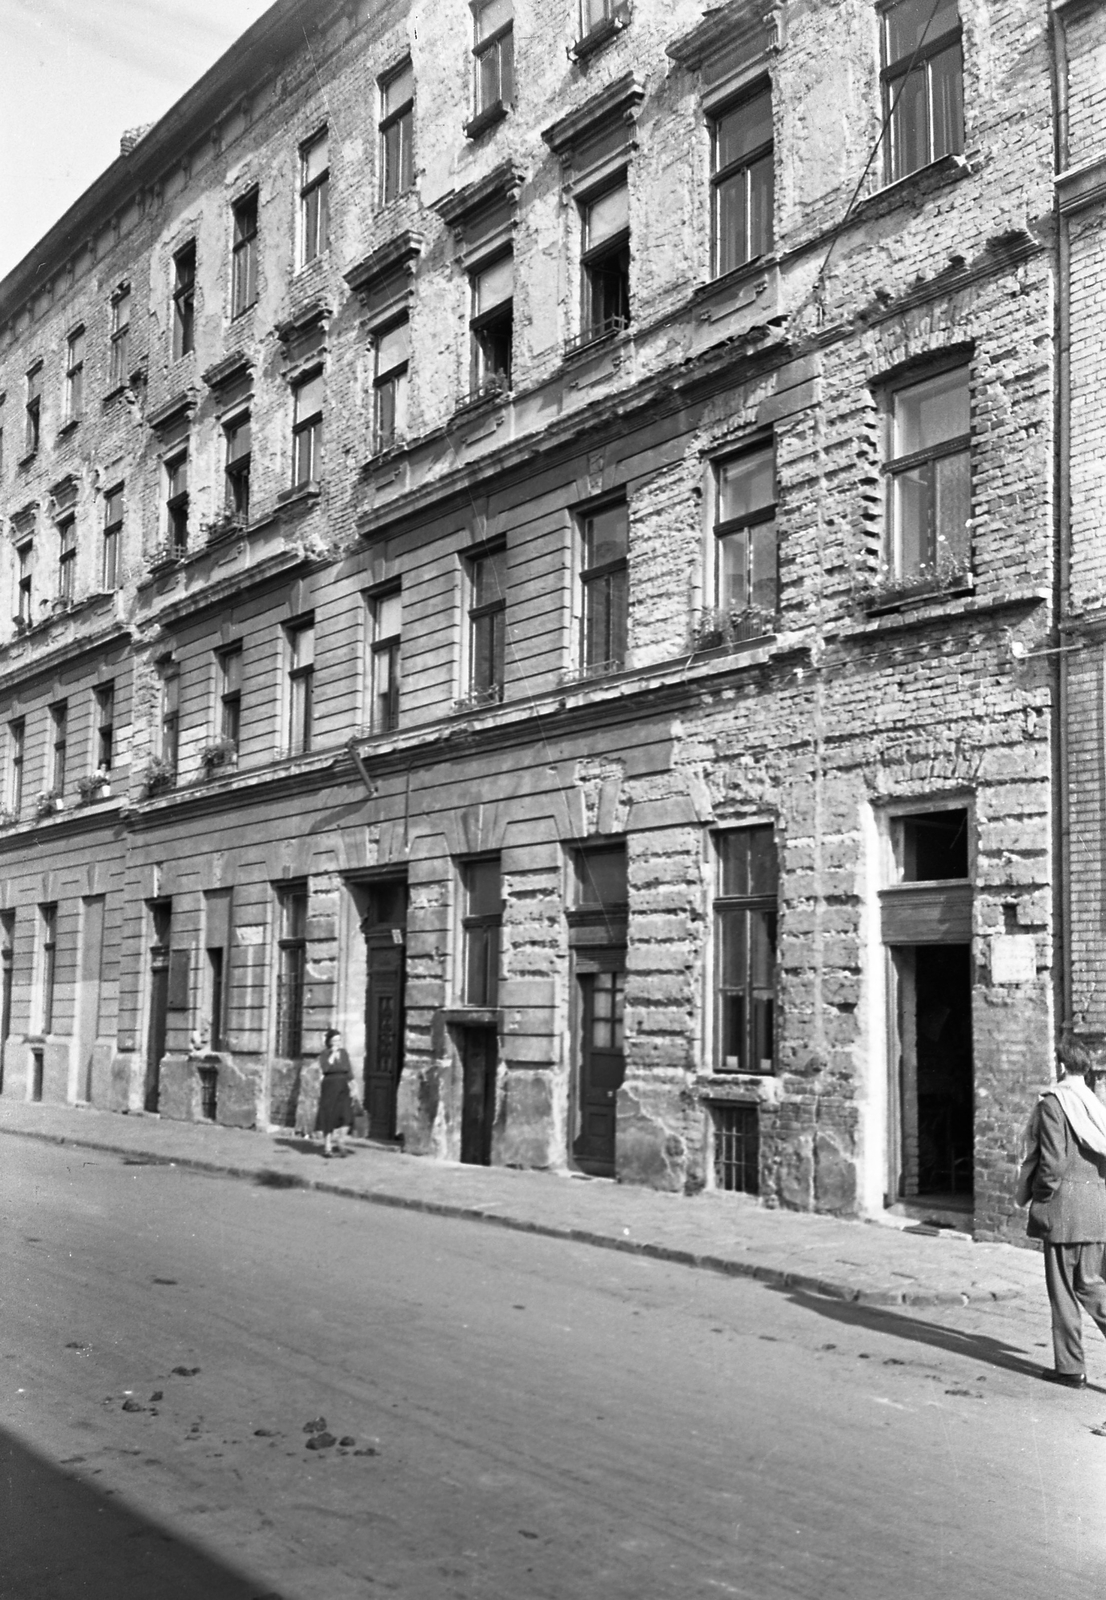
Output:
137,756,175,799
76,769,111,804
198,736,237,776
33,789,64,820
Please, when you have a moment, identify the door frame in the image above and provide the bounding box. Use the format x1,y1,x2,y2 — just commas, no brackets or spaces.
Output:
569,943,626,1177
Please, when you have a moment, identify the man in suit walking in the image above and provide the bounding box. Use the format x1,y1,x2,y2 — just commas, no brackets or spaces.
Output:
1018,1039,1106,1388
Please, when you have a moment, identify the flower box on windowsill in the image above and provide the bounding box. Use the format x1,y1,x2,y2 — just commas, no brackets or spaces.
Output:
564,314,629,358
857,564,974,616
33,792,64,821
146,543,186,576
690,606,777,652
137,758,176,800
453,685,505,714
202,512,248,546
198,739,238,776
453,377,510,418
76,771,111,804
560,657,626,687
0,808,19,830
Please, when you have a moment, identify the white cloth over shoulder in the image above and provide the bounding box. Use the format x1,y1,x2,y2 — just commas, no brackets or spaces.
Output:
1015,1076,1106,1206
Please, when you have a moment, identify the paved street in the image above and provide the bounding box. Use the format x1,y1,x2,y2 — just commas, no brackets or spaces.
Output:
3,1140,1106,1600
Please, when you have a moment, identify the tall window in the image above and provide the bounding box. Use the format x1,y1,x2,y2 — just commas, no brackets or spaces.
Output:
57,518,76,606
50,701,68,793
714,443,777,628
467,546,507,704
16,541,33,625
292,372,323,486
473,0,514,120
275,884,308,1056
580,0,630,36
882,0,963,184
95,683,115,772
8,719,24,815
885,365,970,581
109,287,131,389
165,451,189,553
380,62,414,203
580,181,630,341
470,255,513,394
369,588,402,733
0,392,6,479
65,327,85,423
102,485,123,589
373,321,409,452
40,904,58,1034
580,502,628,674
224,414,251,519
159,658,180,773
461,856,501,1006
218,644,243,750
172,243,196,359
299,130,329,264
24,365,42,456
711,85,773,278
287,617,315,755
714,826,777,1074
231,190,259,315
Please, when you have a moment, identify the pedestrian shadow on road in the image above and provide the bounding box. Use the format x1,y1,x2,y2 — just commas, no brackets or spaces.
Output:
0,1422,284,1599
770,1285,1056,1383
272,1136,329,1159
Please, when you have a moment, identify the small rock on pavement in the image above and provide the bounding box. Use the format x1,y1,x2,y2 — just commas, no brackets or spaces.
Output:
171,1366,201,1377
305,1432,336,1451
149,1391,163,1402
254,1428,277,1438
1091,1424,1106,1438
353,1447,378,1457
121,1399,145,1413
339,1436,355,1447
302,1417,327,1434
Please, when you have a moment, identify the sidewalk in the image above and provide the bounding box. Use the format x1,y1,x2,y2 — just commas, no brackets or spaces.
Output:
0,1100,1043,1310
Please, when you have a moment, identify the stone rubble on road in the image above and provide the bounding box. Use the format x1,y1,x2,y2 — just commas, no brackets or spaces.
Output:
0,1101,1045,1311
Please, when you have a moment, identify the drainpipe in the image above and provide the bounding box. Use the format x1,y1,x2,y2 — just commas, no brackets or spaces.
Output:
1050,0,1072,1041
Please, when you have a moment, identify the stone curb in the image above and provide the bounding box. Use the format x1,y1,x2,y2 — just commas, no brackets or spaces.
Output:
1,1121,1017,1310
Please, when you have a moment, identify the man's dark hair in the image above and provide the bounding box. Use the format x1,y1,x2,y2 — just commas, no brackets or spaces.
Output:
1059,1035,1099,1076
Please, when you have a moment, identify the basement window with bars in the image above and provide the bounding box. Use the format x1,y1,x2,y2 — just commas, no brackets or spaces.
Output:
711,1103,759,1194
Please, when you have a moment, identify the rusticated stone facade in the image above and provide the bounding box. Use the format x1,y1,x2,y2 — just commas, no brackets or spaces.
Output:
0,0,1066,1242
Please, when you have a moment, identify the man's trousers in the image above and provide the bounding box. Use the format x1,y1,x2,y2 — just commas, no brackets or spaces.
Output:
1044,1241,1106,1375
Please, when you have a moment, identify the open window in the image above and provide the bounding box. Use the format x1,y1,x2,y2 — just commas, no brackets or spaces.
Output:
882,0,963,184
580,180,630,342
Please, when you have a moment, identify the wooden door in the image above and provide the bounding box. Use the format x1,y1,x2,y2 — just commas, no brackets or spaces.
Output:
460,1026,497,1166
573,965,626,1177
364,936,404,1142
145,903,171,1113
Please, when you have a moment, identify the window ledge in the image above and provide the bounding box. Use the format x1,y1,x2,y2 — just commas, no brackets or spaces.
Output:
464,101,509,140
834,585,1049,641
697,1073,782,1103
17,449,37,469
453,382,511,419
453,687,505,714
441,1007,502,1028
569,13,629,62
276,480,322,508
101,383,130,407
56,418,80,439
851,150,976,226
692,258,775,308
563,317,630,359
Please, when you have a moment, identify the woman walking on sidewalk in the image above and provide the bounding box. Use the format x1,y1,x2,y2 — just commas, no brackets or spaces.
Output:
315,1029,353,1159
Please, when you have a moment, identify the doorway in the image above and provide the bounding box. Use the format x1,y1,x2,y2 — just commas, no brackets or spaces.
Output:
145,900,171,1113
891,943,973,1204
573,963,626,1177
362,878,406,1143
0,911,13,1094
460,1026,497,1166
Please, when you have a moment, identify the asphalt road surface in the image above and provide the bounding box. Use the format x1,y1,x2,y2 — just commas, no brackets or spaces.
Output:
3,1139,1106,1600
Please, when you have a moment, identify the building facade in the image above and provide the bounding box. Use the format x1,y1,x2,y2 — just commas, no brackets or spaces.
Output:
0,0,1062,1239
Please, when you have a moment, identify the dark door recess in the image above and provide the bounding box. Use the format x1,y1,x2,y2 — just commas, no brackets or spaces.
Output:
573,965,626,1178
361,879,406,1143
460,1026,497,1166
145,901,172,1114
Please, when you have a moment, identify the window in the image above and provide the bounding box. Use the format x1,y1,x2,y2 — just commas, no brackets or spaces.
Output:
0,393,5,479
369,588,402,733
57,518,76,606
8,719,24,815
165,451,189,553
580,502,628,674
580,180,630,341
275,884,308,1056
299,129,329,264
65,327,85,424
885,365,970,582
172,243,196,360
50,701,68,794
473,0,514,120
287,617,315,755
292,371,323,486
218,645,243,750
16,541,33,625
470,255,513,394
711,85,773,277
714,443,777,630
95,683,115,772
231,190,259,315
373,321,409,452
712,1104,759,1194
882,0,963,184
159,658,180,773
897,808,969,881
40,904,58,1034
714,826,777,1074
25,365,41,456
102,485,123,590
580,0,630,36
573,843,628,910
109,287,131,389
224,414,251,519
467,546,507,703
461,856,501,1006
380,62,414,203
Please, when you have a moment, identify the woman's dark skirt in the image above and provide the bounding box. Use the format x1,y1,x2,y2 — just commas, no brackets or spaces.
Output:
315,1073,352,1134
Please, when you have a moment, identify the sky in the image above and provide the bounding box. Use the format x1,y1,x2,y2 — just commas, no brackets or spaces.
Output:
0,0,278,279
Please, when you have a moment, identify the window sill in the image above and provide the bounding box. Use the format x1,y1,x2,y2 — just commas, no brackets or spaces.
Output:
568,13,629,61
464,100,509,140
834,585,1048,641
56,419,80,439
697,1073,781,1104
857,572,974,616
453,381,511,418
101,383,130,406
453,686,505,713
851,150,975,227
563,317,630,359
277,480,322,508
441,1006,502,1028
692,257,775,307
17,449,37,469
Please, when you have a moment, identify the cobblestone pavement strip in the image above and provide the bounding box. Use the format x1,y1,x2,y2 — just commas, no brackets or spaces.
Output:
0,1102,1043,1309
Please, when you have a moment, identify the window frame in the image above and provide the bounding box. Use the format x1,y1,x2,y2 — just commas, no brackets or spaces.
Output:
39,902,58,1034
102,485,123,590
579,178,631,342
469,252,514,395
711,439,778,633
56,516,76,606
24,364,41,456
165,449,190,554
712,825,779,1076
224,412,251,520
286,615,315,756
882,361,971,583
275,882,308,1057
94,682,115,773
299,129,330,266
159,658,180,774
64,326,85,425
50,700,68,794
172,242,196,360
578,499,629,676
231,189,259,316
472,0,515,122
709,81,774,279
379,61,415,204
372,319,409,454
16,539,33,626
8,718,25,815
369,586,402,734
109,286,131,390
292,370,323,487
460,854,502,1007
466,544,508,705
881,0,964,185
217,643,243,751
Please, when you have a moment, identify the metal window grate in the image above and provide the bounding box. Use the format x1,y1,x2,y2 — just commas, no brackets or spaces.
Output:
198,1065,218,1123
712,1104,759,1195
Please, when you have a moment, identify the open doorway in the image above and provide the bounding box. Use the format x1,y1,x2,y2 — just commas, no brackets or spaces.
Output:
891,944,973,1206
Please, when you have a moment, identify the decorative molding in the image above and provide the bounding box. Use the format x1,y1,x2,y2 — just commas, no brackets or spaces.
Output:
344,232,424,299
667,0,774,69
146,388,197,432
274,299,331,345
201,350,254,390
541,72,645,157
1057,153,1106,217
434,164,525,234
